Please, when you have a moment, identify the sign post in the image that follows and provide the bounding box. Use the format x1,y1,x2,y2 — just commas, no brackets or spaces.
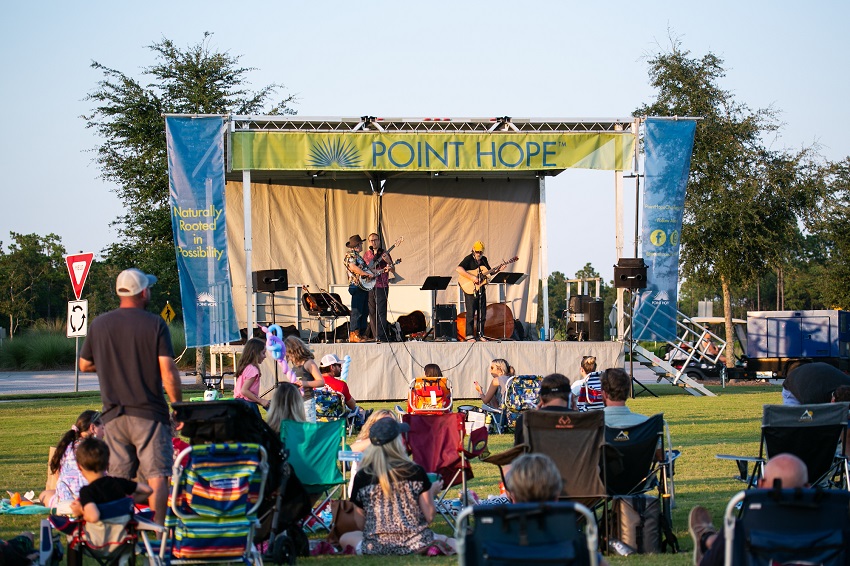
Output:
65,253,94,392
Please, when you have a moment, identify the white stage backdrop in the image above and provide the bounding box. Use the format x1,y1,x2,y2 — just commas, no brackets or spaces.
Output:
224,177,541,331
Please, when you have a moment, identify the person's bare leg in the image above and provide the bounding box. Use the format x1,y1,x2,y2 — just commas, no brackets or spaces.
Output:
147,476,169,525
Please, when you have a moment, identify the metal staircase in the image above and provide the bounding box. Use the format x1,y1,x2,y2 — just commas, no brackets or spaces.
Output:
625,308,727,397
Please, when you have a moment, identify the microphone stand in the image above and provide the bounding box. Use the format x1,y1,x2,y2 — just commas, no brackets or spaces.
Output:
474,254,485,340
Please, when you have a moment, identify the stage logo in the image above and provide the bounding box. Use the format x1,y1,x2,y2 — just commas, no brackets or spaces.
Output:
308,138,361,168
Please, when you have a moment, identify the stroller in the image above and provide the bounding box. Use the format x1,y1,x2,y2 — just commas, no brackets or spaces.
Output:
406,376,453,414
168,400,312,565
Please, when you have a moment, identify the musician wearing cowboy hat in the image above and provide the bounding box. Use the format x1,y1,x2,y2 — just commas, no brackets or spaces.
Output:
344,235,373,343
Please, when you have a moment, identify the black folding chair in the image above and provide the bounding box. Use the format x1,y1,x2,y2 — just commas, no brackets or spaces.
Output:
604,414,679,553
717,402,850,490
455,502,598,566
723,487,850,565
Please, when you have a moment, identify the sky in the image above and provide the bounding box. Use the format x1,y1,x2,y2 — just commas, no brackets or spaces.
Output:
2,1,848,283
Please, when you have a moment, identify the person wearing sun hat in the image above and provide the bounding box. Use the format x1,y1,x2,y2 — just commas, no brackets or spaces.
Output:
340,417,457,555
78,268,183,525
456,240,504,341
344,234,374,343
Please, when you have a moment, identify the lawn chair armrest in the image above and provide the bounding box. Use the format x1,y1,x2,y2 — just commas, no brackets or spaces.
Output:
482,444,526,467
135,516,164,533
715,454,764,463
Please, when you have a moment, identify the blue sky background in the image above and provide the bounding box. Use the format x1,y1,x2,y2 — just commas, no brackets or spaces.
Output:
3,1,847,282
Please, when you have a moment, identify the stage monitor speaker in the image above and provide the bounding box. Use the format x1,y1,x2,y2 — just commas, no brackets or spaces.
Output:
253,269,288,293
569,295,589,322
435,304,457,321
436,321,457,340
614,258,648,289
585,299,605,341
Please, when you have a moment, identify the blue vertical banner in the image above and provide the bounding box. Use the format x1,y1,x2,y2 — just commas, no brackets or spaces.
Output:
633,118,697,341
165,116,240,347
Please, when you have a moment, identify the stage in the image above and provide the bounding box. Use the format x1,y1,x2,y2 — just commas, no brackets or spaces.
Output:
249,339,625,401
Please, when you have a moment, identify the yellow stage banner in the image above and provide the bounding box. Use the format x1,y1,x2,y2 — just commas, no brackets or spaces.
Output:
231,131,634,172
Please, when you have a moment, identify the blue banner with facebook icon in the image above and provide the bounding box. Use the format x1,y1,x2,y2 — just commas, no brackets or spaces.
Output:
632,118,697,341
165,116,240,347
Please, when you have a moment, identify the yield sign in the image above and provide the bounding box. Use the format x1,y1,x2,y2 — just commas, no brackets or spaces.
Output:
65,252,94,300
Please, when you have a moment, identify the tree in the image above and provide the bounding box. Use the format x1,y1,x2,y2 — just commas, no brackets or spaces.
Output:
806,158,850,309
0,233,67,337
636,39,817,366
84,33,296,316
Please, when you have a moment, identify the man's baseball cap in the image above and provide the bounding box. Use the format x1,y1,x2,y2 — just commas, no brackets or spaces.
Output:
320,354,342,367
369,417,410,446
472,240,485,252
116,268,158,297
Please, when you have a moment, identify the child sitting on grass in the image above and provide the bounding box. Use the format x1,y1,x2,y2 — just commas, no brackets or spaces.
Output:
69,437,152,523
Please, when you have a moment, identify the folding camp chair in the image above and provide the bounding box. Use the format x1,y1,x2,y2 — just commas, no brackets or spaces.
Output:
280,418,347,532
407,376,453,414
480,375,541,434
403,412,488,527
604,414,679,553
51,497,156,566
723,487,850,566
455,502,598,566
717,402,850,490
159,442,268,565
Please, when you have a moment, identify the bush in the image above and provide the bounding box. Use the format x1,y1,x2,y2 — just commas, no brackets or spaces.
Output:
0,323,77,370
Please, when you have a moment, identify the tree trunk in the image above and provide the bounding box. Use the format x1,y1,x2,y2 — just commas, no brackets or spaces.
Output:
195,347,206,386
721,275,735,368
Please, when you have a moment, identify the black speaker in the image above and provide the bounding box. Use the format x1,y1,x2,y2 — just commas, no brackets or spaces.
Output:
585,299,605,341
569,295,589,322
435,304,457,321
436,321,457,340
614,258,648,289
253,269,288,293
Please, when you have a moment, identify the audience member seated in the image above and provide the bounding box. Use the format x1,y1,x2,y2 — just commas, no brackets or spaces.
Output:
572,355,604,412
340,417,457,555
39,410,102,507
505,453,609,566
348,409,394,493
319,354,358,412
0,531,38,564
475,358,514,408
68,437,153,523
601,368,648,427
514,373,573,446
423,363,443,378
689,453,808,566
266,382,307,436
782,362,850,405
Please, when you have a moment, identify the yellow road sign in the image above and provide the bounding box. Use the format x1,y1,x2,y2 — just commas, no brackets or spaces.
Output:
161,302,176,323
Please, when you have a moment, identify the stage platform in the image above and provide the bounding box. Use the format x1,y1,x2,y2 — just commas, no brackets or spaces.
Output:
254,339,625,401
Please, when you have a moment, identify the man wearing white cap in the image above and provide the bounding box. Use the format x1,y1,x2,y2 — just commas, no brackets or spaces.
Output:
79,268,183,525
319,354,357,411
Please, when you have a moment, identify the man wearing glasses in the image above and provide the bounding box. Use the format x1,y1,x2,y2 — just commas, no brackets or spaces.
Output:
362,233,395,342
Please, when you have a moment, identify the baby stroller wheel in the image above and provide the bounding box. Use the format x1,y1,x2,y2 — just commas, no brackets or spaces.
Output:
269,534,297,565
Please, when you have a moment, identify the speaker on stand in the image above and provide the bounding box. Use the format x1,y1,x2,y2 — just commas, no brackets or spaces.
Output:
585,299,605,342
567,294,589,341
252,269,288,397
613,258,655,399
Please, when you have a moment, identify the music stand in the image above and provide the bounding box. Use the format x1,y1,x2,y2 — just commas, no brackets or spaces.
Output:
490,272,526,286
421,276,452,339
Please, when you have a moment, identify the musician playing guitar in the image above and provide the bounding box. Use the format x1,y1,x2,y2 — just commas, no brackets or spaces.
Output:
344,234,373,343
363,233,398,342
456,240,505,342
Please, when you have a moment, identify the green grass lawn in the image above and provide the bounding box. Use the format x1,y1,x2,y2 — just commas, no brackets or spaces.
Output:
0,383,781,564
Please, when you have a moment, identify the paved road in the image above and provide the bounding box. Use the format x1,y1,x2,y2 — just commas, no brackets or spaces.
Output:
0,371,200,395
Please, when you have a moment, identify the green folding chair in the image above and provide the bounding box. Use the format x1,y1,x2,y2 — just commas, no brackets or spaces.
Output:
280,419,346,532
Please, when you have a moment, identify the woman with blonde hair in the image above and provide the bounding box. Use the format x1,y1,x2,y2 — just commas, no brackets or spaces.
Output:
266,382,307,435
474,358,514,408
341,417,456,555
572,355,604,412
283,335,325,422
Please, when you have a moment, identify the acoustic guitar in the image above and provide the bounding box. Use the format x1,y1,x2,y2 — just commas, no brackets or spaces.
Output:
459,256,519,295
359,237,404,291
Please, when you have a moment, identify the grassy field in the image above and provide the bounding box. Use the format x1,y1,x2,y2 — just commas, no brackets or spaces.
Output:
0,383,781,564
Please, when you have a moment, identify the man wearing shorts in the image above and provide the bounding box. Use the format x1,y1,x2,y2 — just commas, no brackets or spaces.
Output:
79,268,182,524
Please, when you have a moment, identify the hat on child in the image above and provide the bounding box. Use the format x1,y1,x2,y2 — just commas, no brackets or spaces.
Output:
116,268,158,297
369,417,410,446
320,354,342,367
